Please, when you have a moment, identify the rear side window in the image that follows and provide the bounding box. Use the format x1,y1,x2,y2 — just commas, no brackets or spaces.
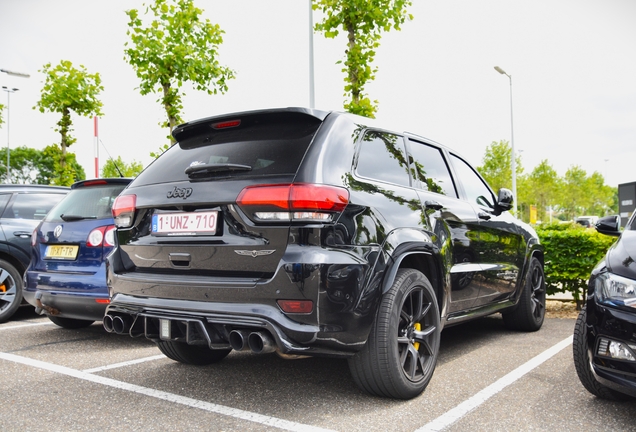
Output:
45,185,127,222
407,139,457,198
356,131,411,187
134,113,322,185
2,193,66,220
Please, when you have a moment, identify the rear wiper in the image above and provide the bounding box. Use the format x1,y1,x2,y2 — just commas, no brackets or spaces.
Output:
185,163,252,178
60,214,97,222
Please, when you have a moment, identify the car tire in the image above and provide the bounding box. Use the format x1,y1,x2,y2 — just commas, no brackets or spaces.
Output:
157,340,231,365
572,308,633,401
348,268,441,399
48,316,95,329
502,257,546,331
0,260,24,323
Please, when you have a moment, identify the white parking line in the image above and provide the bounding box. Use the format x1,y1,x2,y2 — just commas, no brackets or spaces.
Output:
83,354,166,373
416,336,573,432
0,321,53,331
0,352,335,432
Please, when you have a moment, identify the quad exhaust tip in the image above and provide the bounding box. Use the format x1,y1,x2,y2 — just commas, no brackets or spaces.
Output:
103,314,131,334
229,329,276,354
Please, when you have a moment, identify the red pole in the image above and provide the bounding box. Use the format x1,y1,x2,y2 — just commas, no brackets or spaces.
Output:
94,116,99,178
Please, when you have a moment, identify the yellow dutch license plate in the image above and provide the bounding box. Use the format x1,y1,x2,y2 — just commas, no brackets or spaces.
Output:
45,245,79,260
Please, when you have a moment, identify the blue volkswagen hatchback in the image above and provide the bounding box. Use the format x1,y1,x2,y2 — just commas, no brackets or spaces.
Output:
24,178,131,328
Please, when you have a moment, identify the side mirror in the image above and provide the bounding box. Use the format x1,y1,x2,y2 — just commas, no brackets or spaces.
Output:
496,188,513,212
595,215,621,237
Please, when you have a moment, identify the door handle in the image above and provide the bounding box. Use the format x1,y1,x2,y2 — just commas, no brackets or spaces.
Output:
477,212,491,221
424,200,443,211
14,231,32,239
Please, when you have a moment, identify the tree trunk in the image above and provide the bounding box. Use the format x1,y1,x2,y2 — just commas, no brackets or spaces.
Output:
162,82,177,145
59,108,70,170
346,23,359,105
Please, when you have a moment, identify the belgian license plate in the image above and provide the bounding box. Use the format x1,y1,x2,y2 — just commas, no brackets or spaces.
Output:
45,245,79,260
152,211,218,235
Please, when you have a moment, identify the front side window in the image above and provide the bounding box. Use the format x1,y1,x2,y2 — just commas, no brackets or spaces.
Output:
356,131,411,187
407,139,457,198
450,154,495,209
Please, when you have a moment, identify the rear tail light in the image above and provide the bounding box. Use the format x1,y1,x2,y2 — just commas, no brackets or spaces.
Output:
112,194,136,228
104,226,116,247
87,227,105,247
236,184,349,223
87,225,116,247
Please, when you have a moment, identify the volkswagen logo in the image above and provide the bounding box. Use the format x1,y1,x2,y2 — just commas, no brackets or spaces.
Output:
54,225,63,238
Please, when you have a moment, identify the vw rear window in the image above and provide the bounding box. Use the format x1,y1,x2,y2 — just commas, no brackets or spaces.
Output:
45,184,127,222
133,113,322,186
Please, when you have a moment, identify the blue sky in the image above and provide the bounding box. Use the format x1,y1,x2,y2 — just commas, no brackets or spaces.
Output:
1,0,635,189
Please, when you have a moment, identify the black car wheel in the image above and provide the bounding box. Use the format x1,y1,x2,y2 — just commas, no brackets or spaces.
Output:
573,308,633,401
0,260,23,323
48,316,95,329
157,340,231,365
349,268,440,399
502,257,546,331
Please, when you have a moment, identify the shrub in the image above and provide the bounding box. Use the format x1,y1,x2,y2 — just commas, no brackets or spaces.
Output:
536,222,617,307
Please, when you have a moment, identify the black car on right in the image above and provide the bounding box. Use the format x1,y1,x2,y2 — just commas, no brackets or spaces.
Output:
574,213,636,400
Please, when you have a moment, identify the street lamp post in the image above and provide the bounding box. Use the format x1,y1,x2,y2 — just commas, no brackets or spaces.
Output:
1,86,18,184
494,66,517,217
1,68,29,184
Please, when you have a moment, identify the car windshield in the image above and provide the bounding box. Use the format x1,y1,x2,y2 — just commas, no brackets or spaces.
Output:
45,184,127,222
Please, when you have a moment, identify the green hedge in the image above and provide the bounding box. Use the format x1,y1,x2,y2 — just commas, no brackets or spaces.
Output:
535,222,617,306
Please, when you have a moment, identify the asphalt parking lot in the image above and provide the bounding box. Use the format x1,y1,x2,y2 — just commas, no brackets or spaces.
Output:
2,307,635,431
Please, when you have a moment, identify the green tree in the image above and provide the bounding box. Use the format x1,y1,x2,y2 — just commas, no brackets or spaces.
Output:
125,0,235,152
34,60,103,185
313,0,412,118
476,140,523,192
0,146,41,184
524,160,561,223
102,156,144,178
0,145,85,185
0,103,4,127
37,145,86,185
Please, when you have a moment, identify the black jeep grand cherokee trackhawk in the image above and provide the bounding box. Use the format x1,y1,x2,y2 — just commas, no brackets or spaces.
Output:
105,108,545,399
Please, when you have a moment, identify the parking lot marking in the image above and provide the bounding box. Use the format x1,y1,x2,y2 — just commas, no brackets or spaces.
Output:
0,321,53,331
0,352,335,432
82,354,166,373
416,336,573,432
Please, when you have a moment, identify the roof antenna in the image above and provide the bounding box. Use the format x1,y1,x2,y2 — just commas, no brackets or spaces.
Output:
99,138,124,178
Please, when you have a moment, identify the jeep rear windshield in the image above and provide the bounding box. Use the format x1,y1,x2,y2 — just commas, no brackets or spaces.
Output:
133,112,323,186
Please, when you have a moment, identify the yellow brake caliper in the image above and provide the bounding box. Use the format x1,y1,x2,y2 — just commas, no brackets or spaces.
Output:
0,284,6,293
413,323,421,351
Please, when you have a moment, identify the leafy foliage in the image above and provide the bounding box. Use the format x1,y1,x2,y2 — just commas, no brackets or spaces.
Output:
476,140,523,191
536,223,616,307
34,60,103,185
0,103,4,127
38,145,86,185
0,145,85,185
313,0,412,118
124,0,235,147
477,140,616,222
102,156,144,178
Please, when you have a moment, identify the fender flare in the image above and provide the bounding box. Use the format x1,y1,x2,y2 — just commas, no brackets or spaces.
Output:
380,241,441,296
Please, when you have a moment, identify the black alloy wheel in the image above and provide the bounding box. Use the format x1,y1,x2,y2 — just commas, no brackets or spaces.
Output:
0,260,23,323
503,257,546,331
349,268,441,399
